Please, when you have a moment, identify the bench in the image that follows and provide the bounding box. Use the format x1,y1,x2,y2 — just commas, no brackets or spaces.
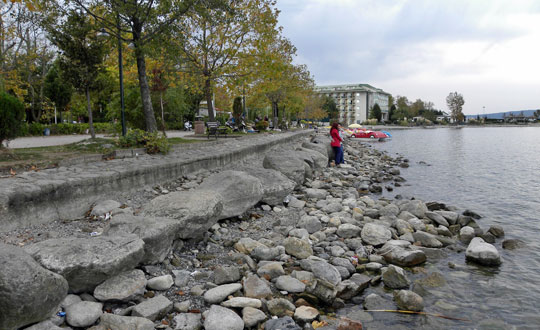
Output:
206,122,228,139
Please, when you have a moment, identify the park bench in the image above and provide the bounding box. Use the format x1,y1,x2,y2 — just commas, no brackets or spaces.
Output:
206,121,228,139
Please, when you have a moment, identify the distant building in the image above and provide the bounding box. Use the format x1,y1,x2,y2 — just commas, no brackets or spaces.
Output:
314,83,391,125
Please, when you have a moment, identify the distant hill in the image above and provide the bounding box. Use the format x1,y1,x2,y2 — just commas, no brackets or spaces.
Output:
466,109,539,119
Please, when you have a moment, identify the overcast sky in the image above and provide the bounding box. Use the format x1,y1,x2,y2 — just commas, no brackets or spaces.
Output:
276,0,540,115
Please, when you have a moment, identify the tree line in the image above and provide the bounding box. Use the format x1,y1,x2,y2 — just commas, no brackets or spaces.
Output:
0,0,326,141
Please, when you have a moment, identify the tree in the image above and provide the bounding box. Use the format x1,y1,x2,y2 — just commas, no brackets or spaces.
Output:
370,103,382,122
72,0,195,132
43,60,72,123
47,10,107,138
232,96,242,124
534,109,540,119
0,91,25,147
446,91,465,123
322,95,338,121
389,104,396,122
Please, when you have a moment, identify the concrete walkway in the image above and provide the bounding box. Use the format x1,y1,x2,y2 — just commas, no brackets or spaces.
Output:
3,130,194,149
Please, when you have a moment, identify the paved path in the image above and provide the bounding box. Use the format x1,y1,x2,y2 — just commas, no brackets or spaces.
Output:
3,130,194,149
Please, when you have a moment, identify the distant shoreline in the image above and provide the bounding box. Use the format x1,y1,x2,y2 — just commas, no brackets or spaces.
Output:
363,123,540,130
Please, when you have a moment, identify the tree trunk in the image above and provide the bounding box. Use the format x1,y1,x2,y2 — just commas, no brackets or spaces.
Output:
272,101,278,129
86,85,95,139
135,49,157,132
160,90,166,137
204,77,215,121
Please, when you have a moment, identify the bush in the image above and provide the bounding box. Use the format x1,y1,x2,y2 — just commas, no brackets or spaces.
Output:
255,120,269,132
118,129,170,154
0,92,25,146
29,122,44,136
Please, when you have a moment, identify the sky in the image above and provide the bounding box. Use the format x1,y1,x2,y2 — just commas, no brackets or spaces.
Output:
276,0,540,115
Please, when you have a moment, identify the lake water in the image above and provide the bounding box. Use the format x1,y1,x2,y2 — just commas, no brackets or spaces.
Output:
356,127,540,329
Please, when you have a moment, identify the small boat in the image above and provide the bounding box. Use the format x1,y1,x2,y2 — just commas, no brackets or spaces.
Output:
350,128,389,141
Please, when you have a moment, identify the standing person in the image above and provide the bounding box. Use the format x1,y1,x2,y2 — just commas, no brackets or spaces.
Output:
330,122,344,166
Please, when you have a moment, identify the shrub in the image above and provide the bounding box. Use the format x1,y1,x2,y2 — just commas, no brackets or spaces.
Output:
0,92,25,146
29,122,44,136
255,120,269,132
117,129,170,154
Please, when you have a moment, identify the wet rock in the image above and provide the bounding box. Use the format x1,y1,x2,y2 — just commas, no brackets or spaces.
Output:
382,265,410,289
222,297,262,308
275,275,306,293
0,243,68,330
24,235,144,293
400,200,428,218
173,312,202,330
361,223,392,246
293,305,319,322
204,283,243,304
267,298,296,317
459,226,475,244
412,231,443,248
65,301,103,328
463,209,482,219
284,237,313,259
488,225,505,238
204,305,244,330
264,316,301,330
363,293,394,310
100,313,154,330
466,237,501,266
435,210,459,225
425,211,449,227
502,239,526,250
94,269,146,302
415,272,447,288
132,295,173,321
214,266,241,285
242,306,267,327
142,190,223,240
243,275,272,299
394,290,424,312
381,246,426,267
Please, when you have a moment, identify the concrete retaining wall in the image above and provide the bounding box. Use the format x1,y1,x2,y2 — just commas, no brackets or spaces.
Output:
0,131,312,232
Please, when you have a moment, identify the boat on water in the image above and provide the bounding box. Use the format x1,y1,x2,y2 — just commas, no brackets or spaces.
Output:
348,128,390,141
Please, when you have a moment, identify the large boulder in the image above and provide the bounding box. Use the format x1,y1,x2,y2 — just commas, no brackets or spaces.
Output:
361,223,392,246
104,214,181,264
263,151,308,186
0,243,68,330
237,167,296,206
295,147,328,169
142,190,223,240
24,235,145,293
382,265,410,289
311,135,333,159
93,269,147,302
466,237,502,266
381,246,426,267
204,305,244,330
399,200,428,218
301,141,329,161
394,290,424,312
199,170,264,219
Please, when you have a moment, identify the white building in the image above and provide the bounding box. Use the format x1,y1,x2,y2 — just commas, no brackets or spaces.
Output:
314,84,391,125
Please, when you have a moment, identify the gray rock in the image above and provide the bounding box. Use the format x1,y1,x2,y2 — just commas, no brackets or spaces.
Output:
257,261,285,279
331,257,355,274
394,218,414,235
459,226,476,244
132,295,173,321
330,245,346,257
295,147,328,169
289,228,310,240
305,188,328,200
142,190,223,240
361,223,392,246
251,246,281,261
301,141,330,161
488,225,505,238
382,265,410,289
242,306,267,328
61,294,82,309
243,275,272,299
284,237,313,259
91,200,121,217
502,239,526,250
199,170,264,219
288,196,306,209
412,231,443,248
267,298,296,317
322,202,343,213
263,151,307,186
363,293,394,310
147,274,174,291
214,266,241,285
466,237,501,266
297,216,322,234
381,246,426,267
394,290,424,312
174,300,192,313
0,243,68,330
400,200,428,218
22,320,63,330
234,237,265,254
275,275,306,293
238,167,296,206
312,261,341,286
264,316,301,330
222,297,262,308
380,204,400,217
337,279,364,300
204,283,243,304
24,235,143,293
94,269,146,302
435,210,459,225
173,270,191,287
104,214,181,264
100,313,155,330
173,313,202,330
294,306,319,322
65,301,103,328
336,223,361,239
204,305,244,330
425,211,449,227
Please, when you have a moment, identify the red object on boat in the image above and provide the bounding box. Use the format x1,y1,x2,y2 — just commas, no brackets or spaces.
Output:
351,128,388,139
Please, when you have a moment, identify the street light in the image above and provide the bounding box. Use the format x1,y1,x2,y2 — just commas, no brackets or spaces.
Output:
97,17,126,136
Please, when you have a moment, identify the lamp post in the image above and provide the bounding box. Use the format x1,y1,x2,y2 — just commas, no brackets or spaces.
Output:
98,16,126,136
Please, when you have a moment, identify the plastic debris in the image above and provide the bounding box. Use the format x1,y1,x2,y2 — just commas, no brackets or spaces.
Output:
90,232,101,237
57,311,66,317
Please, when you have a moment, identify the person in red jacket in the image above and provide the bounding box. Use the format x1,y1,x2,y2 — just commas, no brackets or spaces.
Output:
330,122,344,165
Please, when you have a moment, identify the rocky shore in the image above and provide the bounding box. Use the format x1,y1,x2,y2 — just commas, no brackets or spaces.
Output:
0,133,519,330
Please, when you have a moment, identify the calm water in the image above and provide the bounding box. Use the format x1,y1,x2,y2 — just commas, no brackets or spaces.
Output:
358,127,540,329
